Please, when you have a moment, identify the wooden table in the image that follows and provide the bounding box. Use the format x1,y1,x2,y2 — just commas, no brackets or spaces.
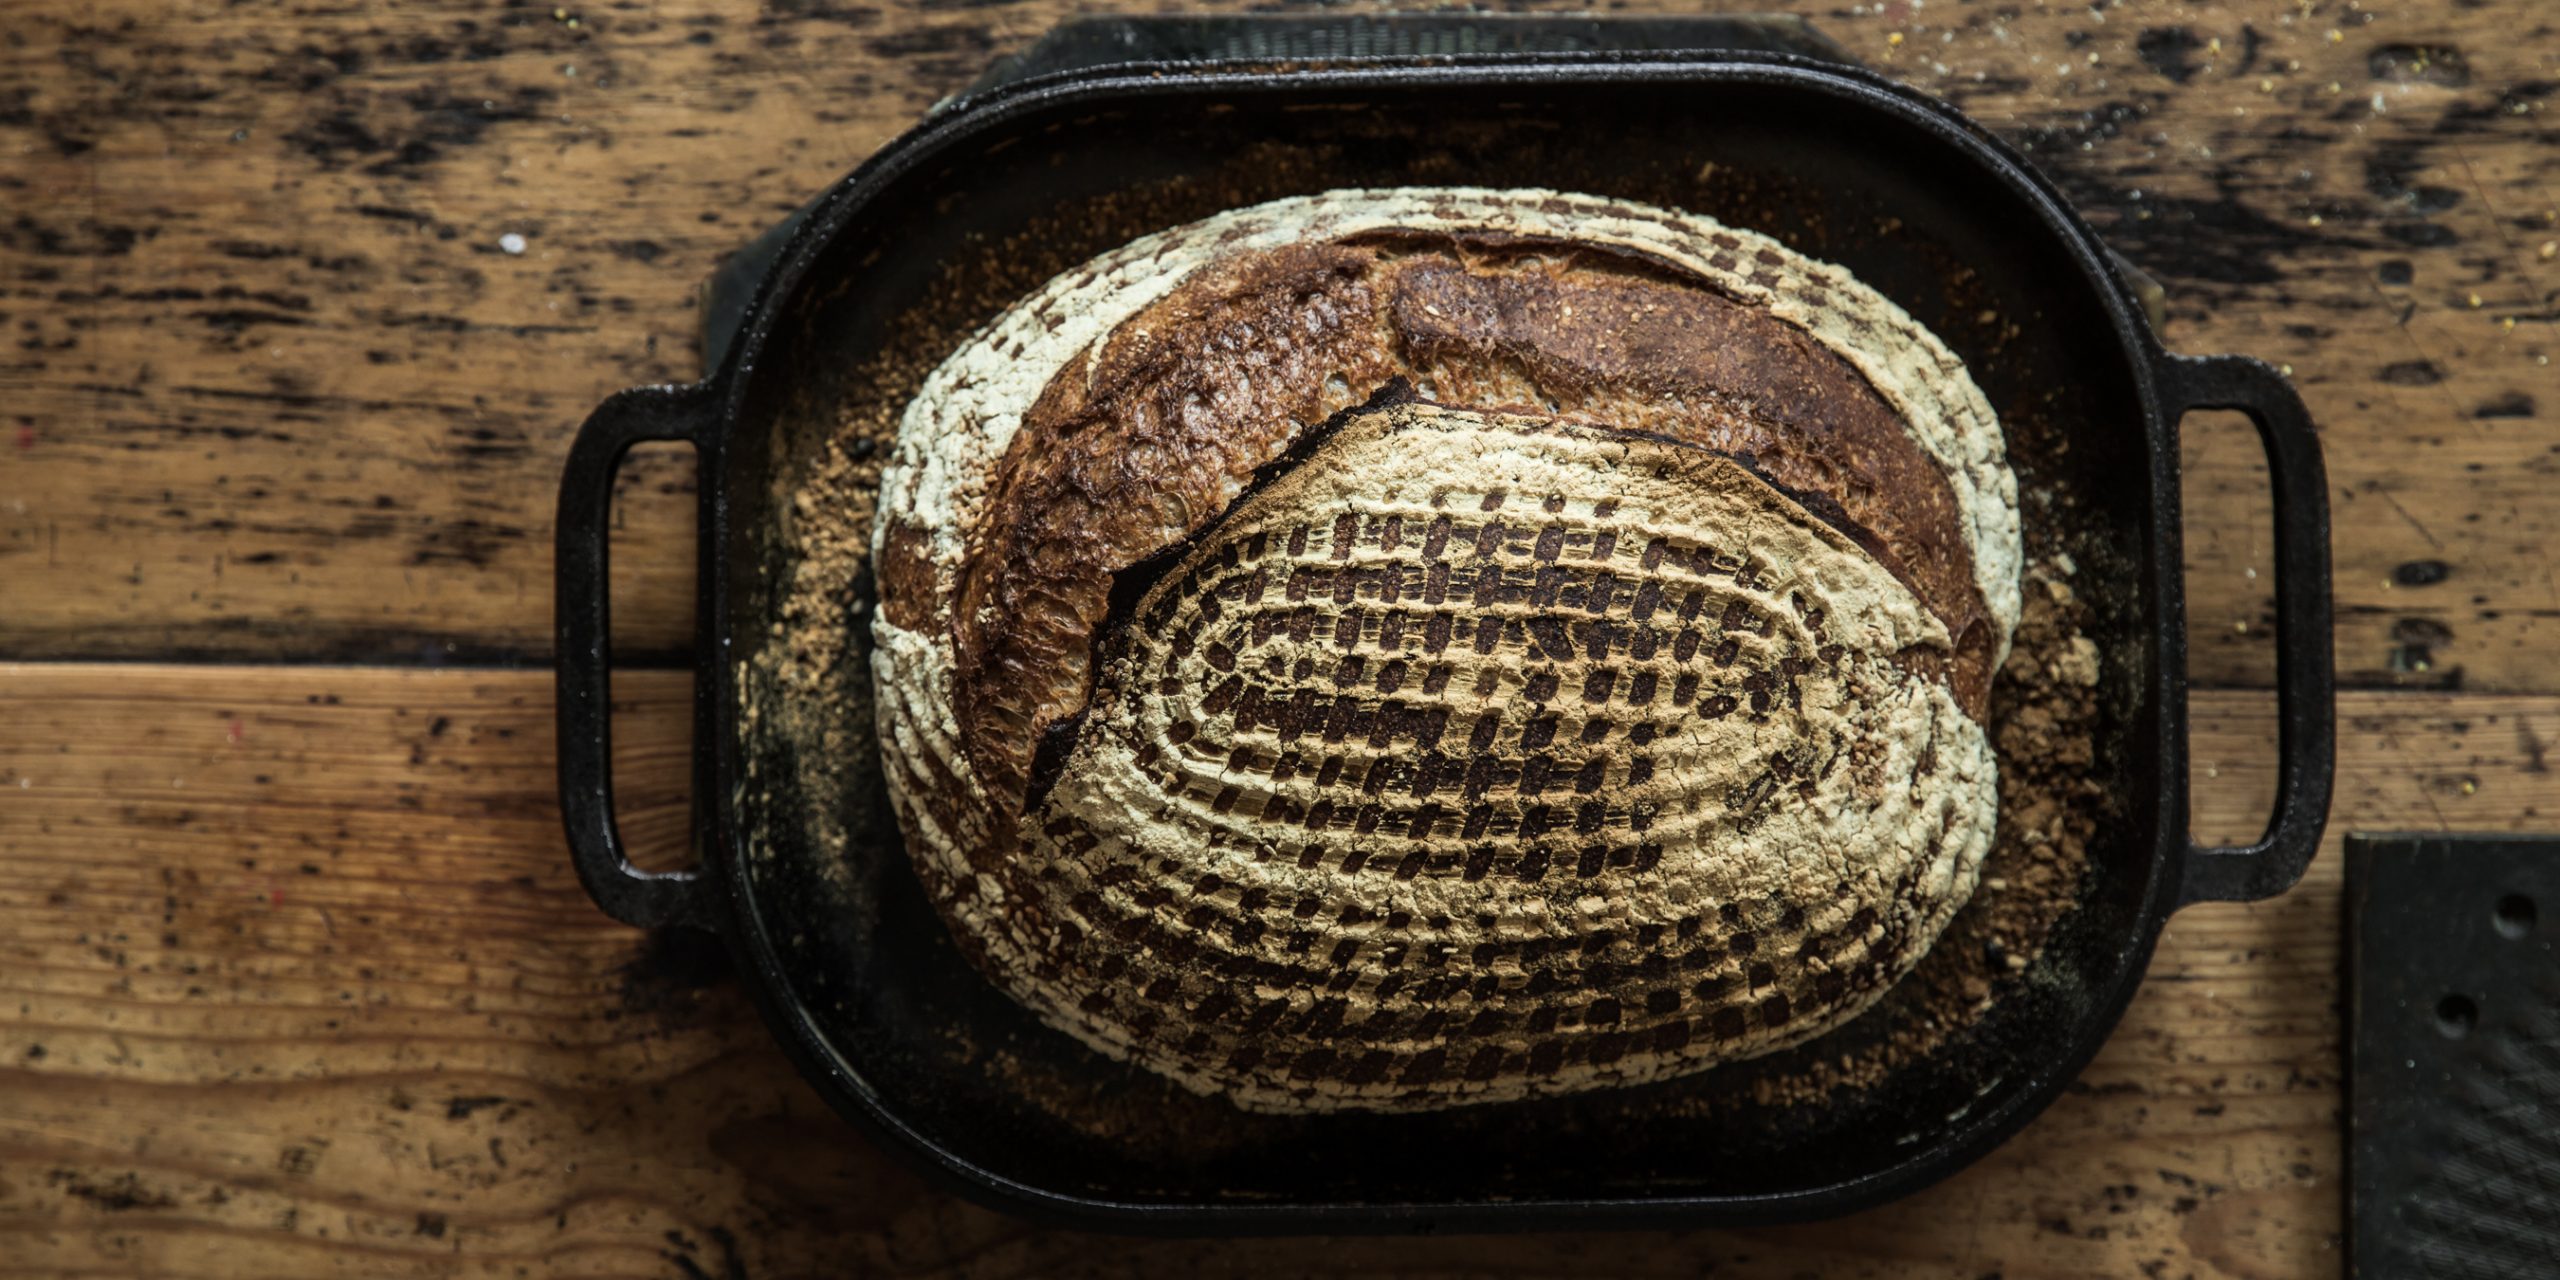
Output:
4,0,2552,1274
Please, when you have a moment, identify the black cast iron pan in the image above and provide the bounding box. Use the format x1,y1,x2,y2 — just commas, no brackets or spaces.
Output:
555,19,2335,1232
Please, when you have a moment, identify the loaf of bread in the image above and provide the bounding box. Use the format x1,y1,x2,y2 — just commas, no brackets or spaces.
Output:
871,188,2019,1111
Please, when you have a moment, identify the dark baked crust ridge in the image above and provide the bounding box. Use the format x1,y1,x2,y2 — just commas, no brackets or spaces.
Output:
1022,378,1429,818
943,243,1398,808
921,228,1995,818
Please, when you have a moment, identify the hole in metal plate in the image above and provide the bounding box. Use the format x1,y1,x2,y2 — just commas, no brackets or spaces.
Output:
2434,993,2477,1039
2494,894,2537,940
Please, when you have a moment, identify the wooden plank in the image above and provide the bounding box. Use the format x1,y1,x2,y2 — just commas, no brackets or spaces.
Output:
1,664,2547,1276
0,0,2553,686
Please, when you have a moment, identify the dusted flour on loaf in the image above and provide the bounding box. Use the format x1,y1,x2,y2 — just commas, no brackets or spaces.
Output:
871,188,2018,1111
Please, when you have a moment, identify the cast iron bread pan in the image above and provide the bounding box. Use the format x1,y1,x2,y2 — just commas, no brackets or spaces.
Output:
554,29,2335,1232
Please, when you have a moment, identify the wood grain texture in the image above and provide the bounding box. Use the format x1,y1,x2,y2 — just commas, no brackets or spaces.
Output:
3,0,2549,1274
0,0,2551,687
2,665,2548,1278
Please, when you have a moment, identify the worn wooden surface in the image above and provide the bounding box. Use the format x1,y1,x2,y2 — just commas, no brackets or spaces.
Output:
3,0,2554,1275
5,669,2552,1279
0,0,2550,685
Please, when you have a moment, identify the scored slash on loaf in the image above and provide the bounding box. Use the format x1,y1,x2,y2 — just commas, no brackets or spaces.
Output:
870,188,2021,1111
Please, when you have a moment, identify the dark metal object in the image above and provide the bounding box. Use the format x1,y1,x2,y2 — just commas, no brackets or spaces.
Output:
701,16,2168,411
555,381,718,931
2349,834,2560,1279
699,14,1851,372
973,12,1850,90
557,24,2336,1232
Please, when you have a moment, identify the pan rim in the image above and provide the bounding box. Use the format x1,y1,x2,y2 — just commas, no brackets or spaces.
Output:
689,51,2192,1231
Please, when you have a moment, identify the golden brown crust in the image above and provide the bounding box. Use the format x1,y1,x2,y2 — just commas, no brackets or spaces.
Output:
870,189,2018,1112
924,232,1995,814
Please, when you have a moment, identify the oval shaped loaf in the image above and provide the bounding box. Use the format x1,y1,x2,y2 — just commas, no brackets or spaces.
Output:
871,188,2019,1111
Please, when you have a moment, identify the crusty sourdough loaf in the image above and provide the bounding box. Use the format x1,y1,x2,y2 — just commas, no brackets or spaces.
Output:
871,188,2019,1111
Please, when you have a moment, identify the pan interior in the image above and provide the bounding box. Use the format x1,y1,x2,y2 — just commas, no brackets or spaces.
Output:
718,67,2163,1212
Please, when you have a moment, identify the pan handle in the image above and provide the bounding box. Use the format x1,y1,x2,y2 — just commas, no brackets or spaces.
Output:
2162,354,2335,908
555,382,718,930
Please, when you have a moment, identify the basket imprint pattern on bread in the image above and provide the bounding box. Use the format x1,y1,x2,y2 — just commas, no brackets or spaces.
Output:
871,188,2019,1111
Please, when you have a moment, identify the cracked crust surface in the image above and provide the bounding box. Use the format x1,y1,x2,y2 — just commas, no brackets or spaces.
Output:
871,189,2017,1111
